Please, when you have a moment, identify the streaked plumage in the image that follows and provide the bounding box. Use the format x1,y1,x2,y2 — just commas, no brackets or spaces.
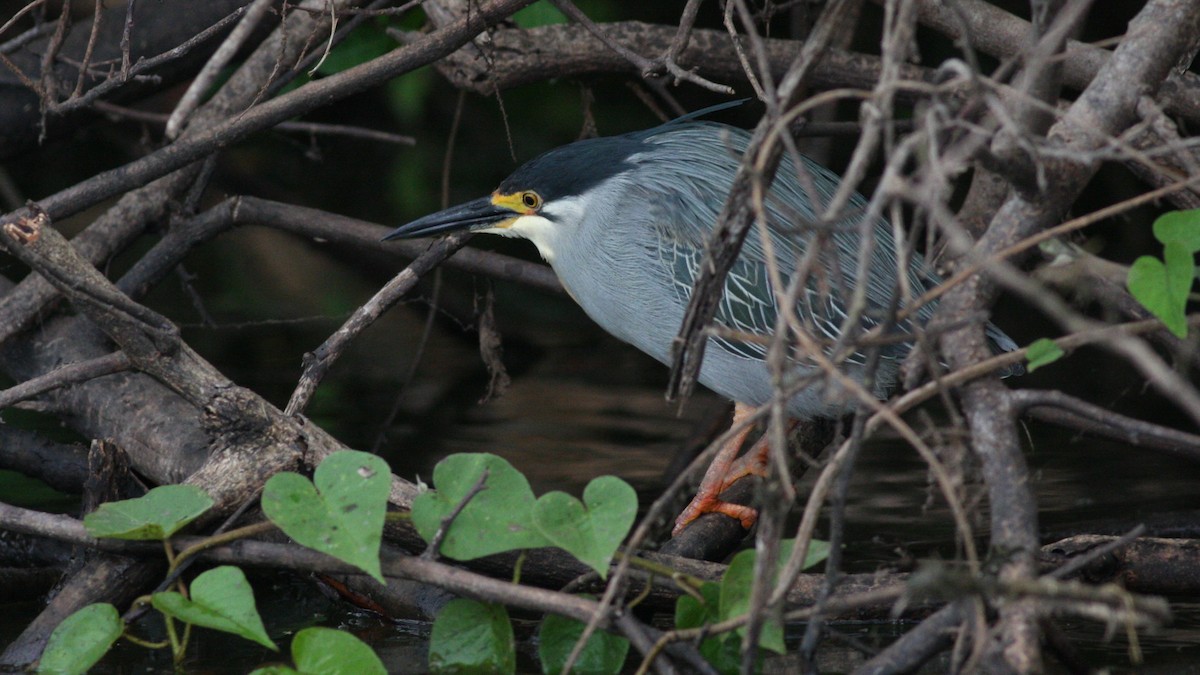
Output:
387,120,1019,419
386,115,1023,535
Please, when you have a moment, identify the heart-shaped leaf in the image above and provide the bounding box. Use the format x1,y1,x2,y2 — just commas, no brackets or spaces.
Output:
412,453,550,560
718,539,827,656
290,627,385,675
721,548,785,654
675,582,721,630
1164,241,1196,312
38,603,122,675
84,484,213,540
262,451,389,582
538,598,630,675
429,599,515,674
1153,209,1200,251
674,582,749,674
532,476,636,579
1128,249,1191,338
152,566,276,650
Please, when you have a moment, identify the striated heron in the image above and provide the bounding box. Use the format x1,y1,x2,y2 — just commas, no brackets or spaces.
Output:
385,112,1021,536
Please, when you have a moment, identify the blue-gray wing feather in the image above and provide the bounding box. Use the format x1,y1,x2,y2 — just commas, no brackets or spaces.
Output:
632,123,927,366
615,121,1020,377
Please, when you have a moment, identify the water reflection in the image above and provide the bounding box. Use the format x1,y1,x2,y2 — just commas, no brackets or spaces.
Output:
389,332,1200,670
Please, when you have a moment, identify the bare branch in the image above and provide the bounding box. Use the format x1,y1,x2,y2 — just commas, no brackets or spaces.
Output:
421,469,489,561
286,231,472,415
0,352,131,409
165,0,276,138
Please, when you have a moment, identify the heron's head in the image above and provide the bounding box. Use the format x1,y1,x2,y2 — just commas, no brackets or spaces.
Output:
383,134,645,261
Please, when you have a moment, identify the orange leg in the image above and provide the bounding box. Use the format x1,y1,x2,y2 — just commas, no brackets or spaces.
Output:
673,403,776,536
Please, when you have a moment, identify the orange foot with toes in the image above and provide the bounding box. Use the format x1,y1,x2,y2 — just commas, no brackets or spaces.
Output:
672,403,780,537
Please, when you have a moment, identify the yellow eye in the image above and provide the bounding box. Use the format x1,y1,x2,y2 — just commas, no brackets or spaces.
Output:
521,191,542,210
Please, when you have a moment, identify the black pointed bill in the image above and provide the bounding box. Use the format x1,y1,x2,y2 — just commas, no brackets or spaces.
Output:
383,197,516,240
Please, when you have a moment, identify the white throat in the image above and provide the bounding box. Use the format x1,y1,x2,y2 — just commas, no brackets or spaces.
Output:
479,196,586,265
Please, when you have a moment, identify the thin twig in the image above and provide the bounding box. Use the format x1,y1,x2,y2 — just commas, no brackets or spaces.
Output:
550,0,734,94
1014,389,1200,461
37,0,70,114
71,0,104,98
0,0,48,43
120,0,135,77
166,0,276,138
284,230,472,416
51,5,251,117
0,352,131,409
1047,525,1147,581
421,469,490,561
0,0,539,231
94,101,416,145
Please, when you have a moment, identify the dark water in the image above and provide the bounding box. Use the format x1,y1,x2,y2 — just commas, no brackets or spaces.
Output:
365,323,1200,672
6,269,1200,672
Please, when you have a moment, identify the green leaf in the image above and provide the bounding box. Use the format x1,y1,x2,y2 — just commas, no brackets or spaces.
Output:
674,582,721,629
0,469,73,511
801,539,832,570
1130,209,1200,337
1128,252,1191,338
247,668,298,675
720,549,759,622
83,484,213,540
412,453,551,560
1025,338,1065,372
532,476,637,579
1153,209,1200,252
538,600,630,675
699,634,745,675
1164,240,1195,310
720,548,784,654
676,576,768,667
429,599,515,674
674,540,826,667
673,583,746,674
719,539,822,656
291,627,386,675
38,603,122,675
262,450,390,582
152,566,277,651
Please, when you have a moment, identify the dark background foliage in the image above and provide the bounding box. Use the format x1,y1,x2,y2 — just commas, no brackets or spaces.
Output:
2,0,1200,672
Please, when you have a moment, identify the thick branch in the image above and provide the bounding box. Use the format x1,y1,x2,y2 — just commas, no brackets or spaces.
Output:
910,0,1200,122
0,0,540,231
0,0,251,158
934,0,1200,669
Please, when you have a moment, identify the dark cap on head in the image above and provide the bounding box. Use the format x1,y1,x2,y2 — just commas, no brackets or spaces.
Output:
497,133,648,200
